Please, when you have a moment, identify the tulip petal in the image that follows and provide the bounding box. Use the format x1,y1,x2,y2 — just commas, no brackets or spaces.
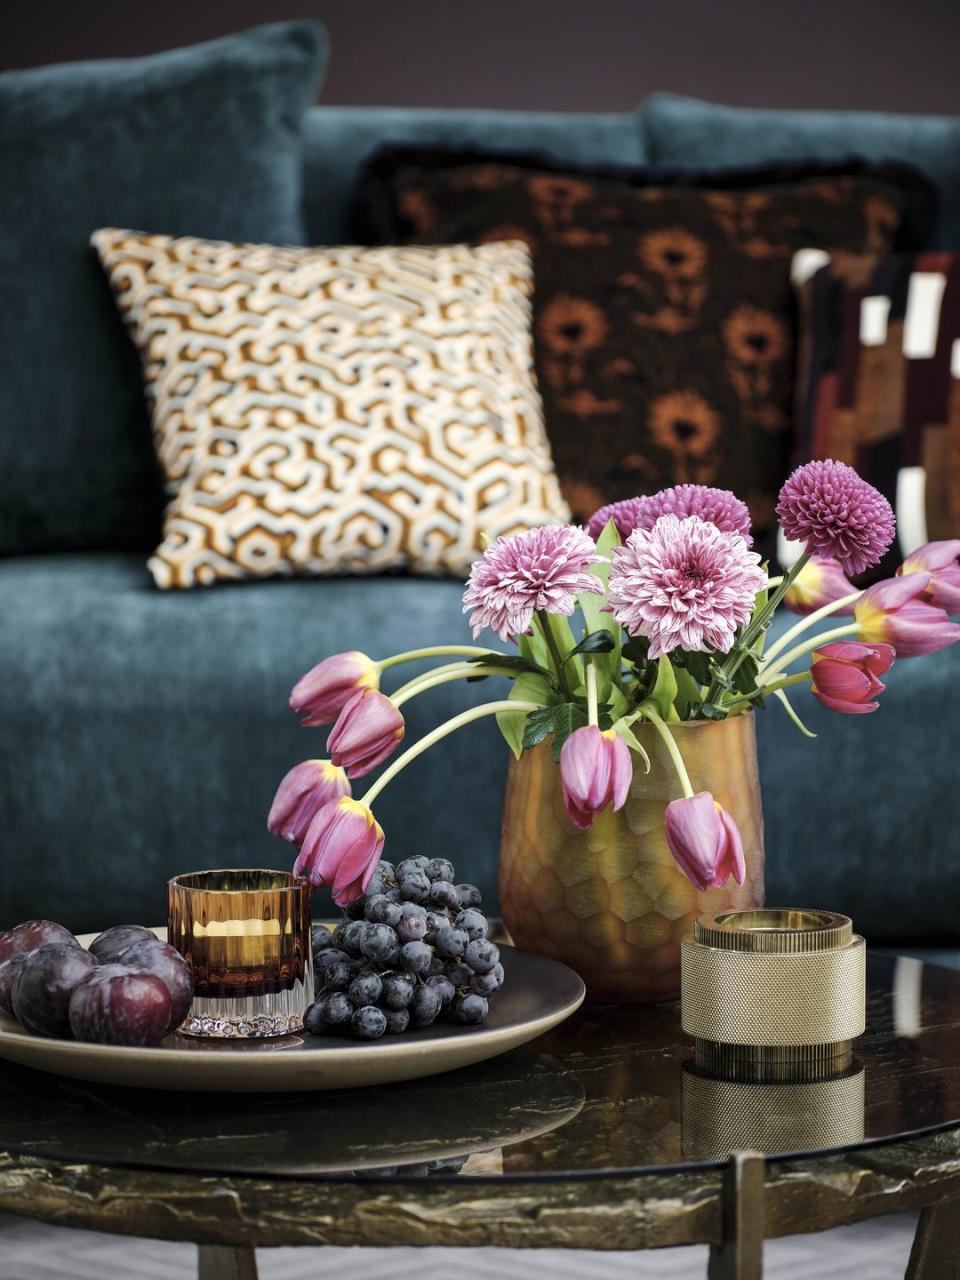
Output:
715,804,746,886
813,690,879,714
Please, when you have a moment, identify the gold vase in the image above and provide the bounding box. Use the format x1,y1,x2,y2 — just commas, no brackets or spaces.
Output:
498,714,764,1004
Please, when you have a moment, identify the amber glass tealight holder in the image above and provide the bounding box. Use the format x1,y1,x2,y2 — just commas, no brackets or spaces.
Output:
168,869,314,1039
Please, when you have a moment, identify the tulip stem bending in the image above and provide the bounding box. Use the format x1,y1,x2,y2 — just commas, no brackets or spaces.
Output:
378,645,501,671
537,611,573,697
759,623,862,684
641,705,695,799
760,590,863,667
586,662,599,727
723,671,812,712
391,662,524,708
362,700,541,810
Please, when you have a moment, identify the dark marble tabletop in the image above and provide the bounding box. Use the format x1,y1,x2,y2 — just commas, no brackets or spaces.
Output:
0,953,957,1184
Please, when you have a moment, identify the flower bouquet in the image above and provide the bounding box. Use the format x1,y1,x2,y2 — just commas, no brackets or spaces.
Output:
269,460,960,1001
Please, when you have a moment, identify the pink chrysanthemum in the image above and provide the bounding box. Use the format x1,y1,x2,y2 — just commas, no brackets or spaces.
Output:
607,515,766,657
463,525,604,643
776,459,894,576
587,485,753,545
586,497,646,542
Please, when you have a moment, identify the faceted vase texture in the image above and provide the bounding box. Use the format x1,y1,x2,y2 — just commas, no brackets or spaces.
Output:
499,715,764,1003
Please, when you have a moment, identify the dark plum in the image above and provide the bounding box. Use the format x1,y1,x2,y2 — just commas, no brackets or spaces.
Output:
88,924,156,963
0,920,78,964
0,954,29,1016
68,965,171,1046
117,938,194,1031
12,944,99,1038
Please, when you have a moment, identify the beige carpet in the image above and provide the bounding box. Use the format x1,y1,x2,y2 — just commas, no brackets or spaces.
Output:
0,1210,917,1279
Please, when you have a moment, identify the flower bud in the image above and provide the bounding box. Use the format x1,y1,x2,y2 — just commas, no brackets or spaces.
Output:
327,689,405,779
783,556,857,615
664,792,745,892
855,575,960,658
267,760,351,844
898,540,960,615
294,797,385,906
559,726,633,830
810,641,894,715
289,652,379,727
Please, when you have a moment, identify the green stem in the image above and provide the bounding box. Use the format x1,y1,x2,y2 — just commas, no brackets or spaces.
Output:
537,611,572,697
759,590,862,667
766,575,784,588
759,623,861,683
378,645,500,671
723,671,812,712
362,700,540,809
641,705,695,799
391,664,520,709
586,662,599,726
705,553,810,706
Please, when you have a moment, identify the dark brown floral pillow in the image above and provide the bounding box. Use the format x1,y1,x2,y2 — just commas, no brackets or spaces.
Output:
360,151,935,538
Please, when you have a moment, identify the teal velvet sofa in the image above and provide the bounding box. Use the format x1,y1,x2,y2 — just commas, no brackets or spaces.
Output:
1,95,958,953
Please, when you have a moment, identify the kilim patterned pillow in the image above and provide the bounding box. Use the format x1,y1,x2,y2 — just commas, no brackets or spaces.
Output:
92,230,568,589
360,149,936,546
791,249,960,578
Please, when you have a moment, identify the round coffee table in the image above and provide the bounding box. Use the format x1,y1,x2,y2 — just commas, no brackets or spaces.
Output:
1,953,959,1280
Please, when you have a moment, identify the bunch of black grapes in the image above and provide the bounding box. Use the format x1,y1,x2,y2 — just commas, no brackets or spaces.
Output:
305,856,503,1041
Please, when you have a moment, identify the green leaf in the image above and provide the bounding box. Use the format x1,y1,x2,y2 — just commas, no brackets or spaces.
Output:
674,667,703,720
518,630,550,671
564,629,616,661
681,650,714,686
701,701,729,721
730,653,760,696
576,518,621,692
612,715,651,773
773,688,817,738
647,654,678,720
466,652,548,677
621,635,650,667
496,670,553,759
520,702,589,761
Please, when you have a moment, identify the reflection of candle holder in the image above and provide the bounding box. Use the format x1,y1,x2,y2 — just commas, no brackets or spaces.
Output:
681,909,865,1069
168,870,313,1039
681,1061,865,1159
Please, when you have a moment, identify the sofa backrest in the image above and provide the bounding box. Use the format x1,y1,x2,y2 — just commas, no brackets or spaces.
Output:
301,105,647,245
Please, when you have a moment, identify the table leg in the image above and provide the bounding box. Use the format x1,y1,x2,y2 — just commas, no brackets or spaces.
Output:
197,1245,259,1280
707,1150,765,1280
906,1204,960,1280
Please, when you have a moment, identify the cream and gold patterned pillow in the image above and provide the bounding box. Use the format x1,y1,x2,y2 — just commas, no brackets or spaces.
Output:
92,230,569,588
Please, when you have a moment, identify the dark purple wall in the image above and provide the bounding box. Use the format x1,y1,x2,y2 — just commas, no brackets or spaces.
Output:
5,0,960,115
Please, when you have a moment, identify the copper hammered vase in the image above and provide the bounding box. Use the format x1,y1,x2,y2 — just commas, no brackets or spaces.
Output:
498,714,764,1004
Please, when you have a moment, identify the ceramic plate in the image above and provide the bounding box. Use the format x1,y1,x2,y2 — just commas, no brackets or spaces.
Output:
0,931,585,1092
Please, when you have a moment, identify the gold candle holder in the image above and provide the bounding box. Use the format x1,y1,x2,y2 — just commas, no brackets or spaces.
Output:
168,869,314,1039
681,908,865,1072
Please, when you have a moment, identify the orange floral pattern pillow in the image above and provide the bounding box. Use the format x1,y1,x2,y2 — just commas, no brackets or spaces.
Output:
361,152,934,540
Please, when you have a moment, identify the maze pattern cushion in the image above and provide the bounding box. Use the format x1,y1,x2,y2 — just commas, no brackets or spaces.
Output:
792,249,960,576
361,149,935,543
92,230,568,589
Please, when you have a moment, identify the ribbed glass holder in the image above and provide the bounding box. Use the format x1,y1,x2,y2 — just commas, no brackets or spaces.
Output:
168,869,314,1039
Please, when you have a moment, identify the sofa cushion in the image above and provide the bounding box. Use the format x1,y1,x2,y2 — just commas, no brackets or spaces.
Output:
0,22,327,558
643,92,960,249
303,106,647,245
1,554,958,944
93,231,568,588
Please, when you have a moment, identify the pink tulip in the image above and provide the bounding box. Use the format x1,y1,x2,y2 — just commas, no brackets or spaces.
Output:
267,759,351,844
898,540,960,615
294,797,385,906
810,641,894,715
664,792,745,892
559,726,633,830
327,689,405,779
289,651,379,727
855,574,960,657
783,556,858,615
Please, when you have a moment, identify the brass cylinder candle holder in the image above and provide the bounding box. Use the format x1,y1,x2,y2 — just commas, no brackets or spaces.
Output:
681,909,865,1072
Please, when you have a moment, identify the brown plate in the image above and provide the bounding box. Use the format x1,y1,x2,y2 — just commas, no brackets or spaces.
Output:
0,931,585,1092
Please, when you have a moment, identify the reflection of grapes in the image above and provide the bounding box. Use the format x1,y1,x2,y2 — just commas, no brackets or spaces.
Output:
305,859,502,1040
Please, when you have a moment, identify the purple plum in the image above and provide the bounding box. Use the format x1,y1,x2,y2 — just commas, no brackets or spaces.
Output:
0,920,78,964
88,925,158,963
68,966,171,1047
0,954,29,1016
117,939,193,1031
11,943,99,1038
